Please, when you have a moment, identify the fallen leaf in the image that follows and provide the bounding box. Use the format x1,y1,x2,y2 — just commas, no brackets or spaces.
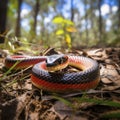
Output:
101,77,113,84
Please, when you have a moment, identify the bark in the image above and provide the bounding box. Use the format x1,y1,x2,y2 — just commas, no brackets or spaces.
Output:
0,0,8,43
15,0,22,37
98,0,102,42
90,0,93,29
70,0,74,22
33,0,40,35
118,0,120,29
84,0,88,44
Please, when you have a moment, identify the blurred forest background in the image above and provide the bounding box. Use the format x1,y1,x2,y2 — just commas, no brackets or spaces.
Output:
0,0,120,50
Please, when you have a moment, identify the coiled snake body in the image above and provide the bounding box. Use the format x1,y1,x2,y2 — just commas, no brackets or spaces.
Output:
5,54,100,92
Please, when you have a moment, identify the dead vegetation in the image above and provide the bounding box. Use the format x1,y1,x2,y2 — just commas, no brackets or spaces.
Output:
0,47,120,120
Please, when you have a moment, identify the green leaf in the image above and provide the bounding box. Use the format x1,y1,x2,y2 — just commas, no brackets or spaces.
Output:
52,16,64,24
64,19,74,25
66,27,77,32
56,29,64,35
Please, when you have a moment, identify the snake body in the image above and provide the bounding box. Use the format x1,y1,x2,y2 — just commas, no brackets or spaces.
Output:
5,55,100,92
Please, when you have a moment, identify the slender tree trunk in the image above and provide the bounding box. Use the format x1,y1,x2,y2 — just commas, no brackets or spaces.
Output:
41,16,45,40
33,0,40,35
70,0,74,45
90,0,94,29
15,0,22,37
84,0,88,44
0,0,8,43
70,0,74,22
118,0,120,29
98,0,102,42
90,0,98,40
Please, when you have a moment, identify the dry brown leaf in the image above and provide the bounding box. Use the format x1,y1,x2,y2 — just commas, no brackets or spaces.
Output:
87,48,103,57
24,79,32,90
101,77,113,84
102,85,120,91
54,101,88,120
106,69,119,77
40,110,61,120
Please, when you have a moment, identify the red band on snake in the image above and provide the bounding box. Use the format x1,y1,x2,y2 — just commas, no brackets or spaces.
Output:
5,54,100,92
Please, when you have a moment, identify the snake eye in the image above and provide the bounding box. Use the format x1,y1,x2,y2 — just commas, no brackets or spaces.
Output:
54,59,61,65
55,56,68,65
62,56,68,63
46,55,68,67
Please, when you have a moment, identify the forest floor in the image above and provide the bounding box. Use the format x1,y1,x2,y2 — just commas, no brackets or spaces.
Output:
0,47,120,120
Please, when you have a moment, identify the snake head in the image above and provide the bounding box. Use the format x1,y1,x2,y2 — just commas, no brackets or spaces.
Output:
46,54,68,72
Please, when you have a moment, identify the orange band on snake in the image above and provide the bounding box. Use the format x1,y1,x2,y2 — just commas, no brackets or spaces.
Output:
5,54,100,92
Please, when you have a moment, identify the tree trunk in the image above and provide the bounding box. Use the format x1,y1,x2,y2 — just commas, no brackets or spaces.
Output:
0,0,8,43
98,0,102,42
33,0,40,35
84,0,88,44
15,0,22,37
118,0,120,29
70,0,74,22
90,0,94,29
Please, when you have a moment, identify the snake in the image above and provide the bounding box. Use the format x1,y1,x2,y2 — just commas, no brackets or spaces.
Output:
5,54,100,92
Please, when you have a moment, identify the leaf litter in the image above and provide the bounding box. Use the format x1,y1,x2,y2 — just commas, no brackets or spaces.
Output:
0,47,120,120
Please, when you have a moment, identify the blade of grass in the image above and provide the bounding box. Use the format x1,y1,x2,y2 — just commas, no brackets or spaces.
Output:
74,97,120,108
4,74,30,88
0,61,22,82
4,61,20,76
101,110,120,119
1,65,31,89
52,95,73,108
0,61,20,81
4,65,32,78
